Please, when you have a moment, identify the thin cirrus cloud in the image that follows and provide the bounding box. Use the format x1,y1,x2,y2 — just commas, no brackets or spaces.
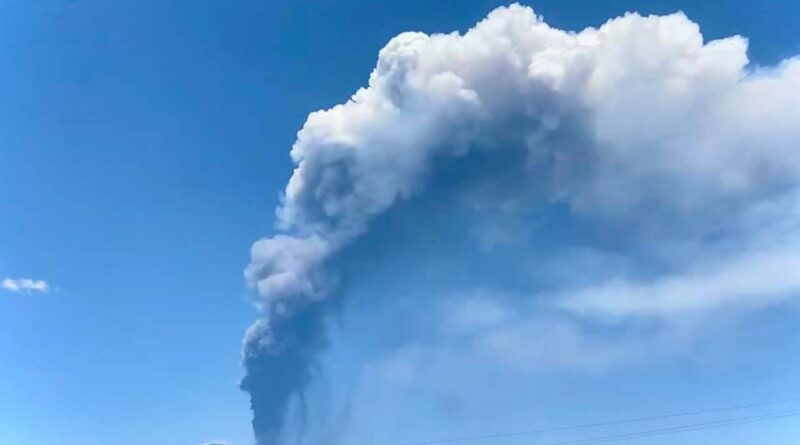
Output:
560,245,800,319
560,191,800,319
2,277,50,294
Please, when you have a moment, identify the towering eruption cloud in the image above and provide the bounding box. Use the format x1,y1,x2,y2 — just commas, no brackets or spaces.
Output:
242,4,800,443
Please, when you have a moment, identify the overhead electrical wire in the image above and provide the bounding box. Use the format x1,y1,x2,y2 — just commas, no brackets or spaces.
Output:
397,397,800,445
544,409,800,445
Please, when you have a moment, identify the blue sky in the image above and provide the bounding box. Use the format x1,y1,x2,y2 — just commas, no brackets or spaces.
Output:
2,1,800,445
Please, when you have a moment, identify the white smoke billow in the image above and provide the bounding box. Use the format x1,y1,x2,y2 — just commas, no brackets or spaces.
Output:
241,4,800,443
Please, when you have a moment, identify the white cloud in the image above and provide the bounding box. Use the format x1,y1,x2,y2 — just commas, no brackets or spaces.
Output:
438,295,636,371
561,246,800,319
373,345,427,385
560,190,800,319
442,294,511,333
2,277,50,294
478,318,633,371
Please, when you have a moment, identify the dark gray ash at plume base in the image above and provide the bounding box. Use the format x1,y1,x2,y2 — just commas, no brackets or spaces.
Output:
241,304,329,445
239,4,800,444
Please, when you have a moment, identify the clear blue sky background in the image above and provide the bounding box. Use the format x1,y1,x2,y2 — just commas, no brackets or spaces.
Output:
1,1,800,444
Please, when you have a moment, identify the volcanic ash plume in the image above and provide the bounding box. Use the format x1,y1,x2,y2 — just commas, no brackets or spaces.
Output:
241,4,800,443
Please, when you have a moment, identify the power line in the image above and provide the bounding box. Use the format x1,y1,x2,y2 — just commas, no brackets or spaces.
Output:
544,409,800,445
398,397,800,445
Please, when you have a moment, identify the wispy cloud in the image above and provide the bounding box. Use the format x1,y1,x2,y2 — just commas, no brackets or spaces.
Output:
560,247,800,319
2,277,50,294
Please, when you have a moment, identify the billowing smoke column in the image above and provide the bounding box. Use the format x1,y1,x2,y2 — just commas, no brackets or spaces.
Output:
242,4,800,443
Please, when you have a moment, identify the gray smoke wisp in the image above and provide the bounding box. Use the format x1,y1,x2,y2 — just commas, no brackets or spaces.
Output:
241,4,800,443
